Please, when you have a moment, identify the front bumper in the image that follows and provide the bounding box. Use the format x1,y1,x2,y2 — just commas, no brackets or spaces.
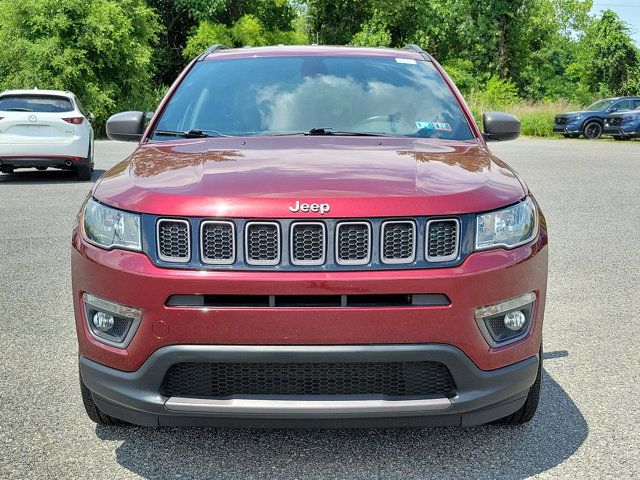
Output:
72,228,547,372
80,344,540,427
553,121,582,134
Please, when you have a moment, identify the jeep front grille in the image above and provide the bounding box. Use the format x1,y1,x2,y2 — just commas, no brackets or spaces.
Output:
153,217,462,270
157,219,190,262
162,361,456,398
336,222,371,265
291,222,325,265
201,221,234,264
245,222,280,265
426,219,459,262
381,221,416,264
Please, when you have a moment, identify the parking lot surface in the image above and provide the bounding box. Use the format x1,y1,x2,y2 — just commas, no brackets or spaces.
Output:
0,138,638,479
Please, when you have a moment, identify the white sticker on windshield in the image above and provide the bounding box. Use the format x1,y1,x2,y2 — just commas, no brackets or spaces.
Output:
433,122,452,132
416,121,434,130
396,58,417,65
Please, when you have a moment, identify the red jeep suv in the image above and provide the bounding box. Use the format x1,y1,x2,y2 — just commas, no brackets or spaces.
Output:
73,45,548,428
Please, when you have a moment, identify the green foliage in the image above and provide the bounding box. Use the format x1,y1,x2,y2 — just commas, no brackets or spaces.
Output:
0,0,159,133
441,60,481,95
183,12,308,59
472,76,520,110
231,14,267,46
174,0,226,22
307,0,372,45
573,10,640,97
183,21,234,58
351,11,392,47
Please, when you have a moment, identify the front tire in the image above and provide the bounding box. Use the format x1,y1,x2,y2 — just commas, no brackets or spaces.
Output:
583,121,603,139
79,369,128,426
493,347,542,425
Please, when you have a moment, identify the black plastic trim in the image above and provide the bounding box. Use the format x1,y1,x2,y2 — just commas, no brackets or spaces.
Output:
80,344,539,427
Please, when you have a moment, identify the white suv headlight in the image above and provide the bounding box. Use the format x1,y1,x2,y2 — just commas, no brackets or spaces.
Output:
475,197,538,250
82,197,141,251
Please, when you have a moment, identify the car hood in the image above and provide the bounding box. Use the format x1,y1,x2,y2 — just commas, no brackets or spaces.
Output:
93,137,526,218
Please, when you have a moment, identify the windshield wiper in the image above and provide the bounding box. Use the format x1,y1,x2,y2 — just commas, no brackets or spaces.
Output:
153,129,229,138
306,127,393,137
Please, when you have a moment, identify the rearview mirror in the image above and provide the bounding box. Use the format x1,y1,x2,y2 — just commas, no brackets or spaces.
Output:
87,112,95,123
106,111,145,142
482,112,521,142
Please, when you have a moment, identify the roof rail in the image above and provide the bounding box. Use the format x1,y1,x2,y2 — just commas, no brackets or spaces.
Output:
403,44,425,54
197,44,229,62
402,44,431,61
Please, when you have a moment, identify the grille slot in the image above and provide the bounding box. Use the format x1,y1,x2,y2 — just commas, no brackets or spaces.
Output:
157,219,190,262
201,221,235,265
166,293,451,308
163,361,456,398
291,222,325,265
336,222,371,265
426,219,459,262
381,221,416,264
555,116,567,125
245,222,280,265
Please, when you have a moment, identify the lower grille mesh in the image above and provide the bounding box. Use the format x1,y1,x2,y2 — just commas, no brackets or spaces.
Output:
162,361,456,398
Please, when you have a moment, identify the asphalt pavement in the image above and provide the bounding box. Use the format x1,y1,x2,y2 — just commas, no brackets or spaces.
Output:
0,138,638,479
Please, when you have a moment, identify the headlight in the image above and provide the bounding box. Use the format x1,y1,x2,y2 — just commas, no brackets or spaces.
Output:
475,197,538,250
569,115,582,121
82,197,141,251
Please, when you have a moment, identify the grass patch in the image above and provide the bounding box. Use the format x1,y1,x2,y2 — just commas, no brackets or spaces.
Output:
468,99,582,137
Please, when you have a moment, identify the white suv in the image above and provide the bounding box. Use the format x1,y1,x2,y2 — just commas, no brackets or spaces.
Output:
0,89,94,180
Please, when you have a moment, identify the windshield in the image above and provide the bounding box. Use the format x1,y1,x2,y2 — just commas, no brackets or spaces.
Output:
152,56,475,140
586,99,614,111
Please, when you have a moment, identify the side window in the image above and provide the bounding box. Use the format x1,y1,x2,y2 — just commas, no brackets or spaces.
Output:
633,100,640,109
613,100,631,111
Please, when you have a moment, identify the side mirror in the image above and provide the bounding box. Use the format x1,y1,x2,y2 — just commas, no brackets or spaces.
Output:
87,112,95,123
607,107,618,113
106,111,145,142
482,111,521,142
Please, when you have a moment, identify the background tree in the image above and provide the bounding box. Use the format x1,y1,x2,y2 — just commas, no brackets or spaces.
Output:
0,0,160,132
573,10,640,96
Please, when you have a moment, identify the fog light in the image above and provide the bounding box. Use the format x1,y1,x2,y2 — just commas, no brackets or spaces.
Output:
92,311,115,331
475,292,536,347
83,293,142,348
504,310,526,330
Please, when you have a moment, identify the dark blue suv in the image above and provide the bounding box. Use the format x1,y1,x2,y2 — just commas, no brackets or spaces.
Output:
554,97,640,139
604,106,640,140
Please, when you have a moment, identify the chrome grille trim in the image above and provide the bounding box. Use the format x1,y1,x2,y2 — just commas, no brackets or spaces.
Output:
290,222,326,266
380,220,416,264
425,218,459,262
200,220,235,265
335,221,371,266
156,218,191,263
245,222,281,266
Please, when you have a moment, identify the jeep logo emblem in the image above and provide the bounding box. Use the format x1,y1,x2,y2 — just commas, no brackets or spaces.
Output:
289,201,330,215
